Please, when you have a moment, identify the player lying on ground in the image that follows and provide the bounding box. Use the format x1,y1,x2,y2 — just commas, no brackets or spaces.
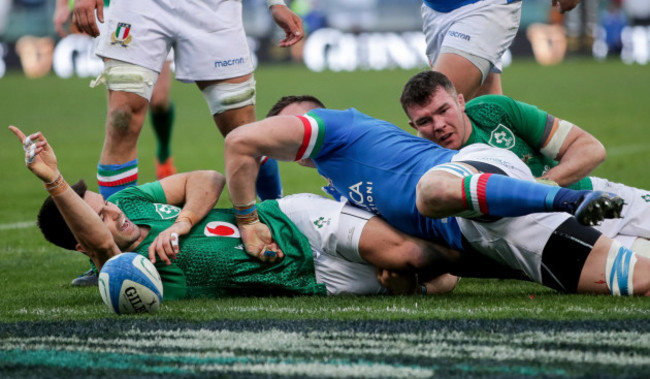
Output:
222,95,650,296
400,70,650,255
10,126,460,298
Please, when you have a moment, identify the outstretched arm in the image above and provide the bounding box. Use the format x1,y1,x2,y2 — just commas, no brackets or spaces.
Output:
268,2,304,47
224,115,307,262
9,126,120,271
376,269,458,295
359,216,460,295
147,171,226,265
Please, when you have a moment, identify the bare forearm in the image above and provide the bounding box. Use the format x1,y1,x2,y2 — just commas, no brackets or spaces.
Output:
543,141,605,187
51,178,119,270
224,148,260,207
178,170,225,222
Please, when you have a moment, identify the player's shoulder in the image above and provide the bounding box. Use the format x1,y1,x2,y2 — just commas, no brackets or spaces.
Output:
466,94,536,120
108,181,164,203
467,94,516,109
307,107,375,132
308,107,360,119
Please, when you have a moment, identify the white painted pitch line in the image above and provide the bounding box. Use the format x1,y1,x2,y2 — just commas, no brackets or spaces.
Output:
0,221,35,231
608,144,650,157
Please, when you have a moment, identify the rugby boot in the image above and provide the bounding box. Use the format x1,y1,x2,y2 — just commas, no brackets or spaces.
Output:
571,191,625,226
155,157,177,179
71,268,99,287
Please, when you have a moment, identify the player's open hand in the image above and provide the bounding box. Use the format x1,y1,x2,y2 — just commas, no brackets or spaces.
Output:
72,0,104,37
376,269,418,295
9,126,59,183
148,222,190,265
270,5,304,47
239,222,284,263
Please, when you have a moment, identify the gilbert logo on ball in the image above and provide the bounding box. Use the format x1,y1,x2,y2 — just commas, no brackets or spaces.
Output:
98,253,163,315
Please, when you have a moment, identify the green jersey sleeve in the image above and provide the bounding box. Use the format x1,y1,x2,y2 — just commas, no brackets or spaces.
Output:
464,95,592,190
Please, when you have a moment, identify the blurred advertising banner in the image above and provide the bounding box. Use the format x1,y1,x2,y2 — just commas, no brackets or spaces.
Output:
1,0,649,79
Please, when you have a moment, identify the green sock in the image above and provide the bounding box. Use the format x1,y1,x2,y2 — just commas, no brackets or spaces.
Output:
151,103,175,162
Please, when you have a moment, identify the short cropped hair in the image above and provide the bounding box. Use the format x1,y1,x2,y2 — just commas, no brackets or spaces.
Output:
400,71,457,115
266,95,326,117
37,180,87,250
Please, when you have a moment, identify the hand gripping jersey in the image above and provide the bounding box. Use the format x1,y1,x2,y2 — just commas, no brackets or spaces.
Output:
108,183,326,300
295,108,464,250
463,95,593,190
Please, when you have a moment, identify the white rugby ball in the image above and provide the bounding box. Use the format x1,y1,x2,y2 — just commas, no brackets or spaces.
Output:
98,252,163,315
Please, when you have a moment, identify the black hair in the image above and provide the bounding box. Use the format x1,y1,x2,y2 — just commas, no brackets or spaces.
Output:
37,179,87,250
400,71,457,115
266,95,326,117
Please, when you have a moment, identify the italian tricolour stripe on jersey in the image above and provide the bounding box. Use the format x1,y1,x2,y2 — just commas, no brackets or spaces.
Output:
462,174,492,214
295,114,325,161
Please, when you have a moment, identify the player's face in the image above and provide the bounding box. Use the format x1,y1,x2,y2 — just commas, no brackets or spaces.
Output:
406,88,470,150
83,191,141,250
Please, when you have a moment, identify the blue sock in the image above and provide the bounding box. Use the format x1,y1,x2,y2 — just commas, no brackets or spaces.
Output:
462,174,591,217
256,157,282,200
97,159,138,199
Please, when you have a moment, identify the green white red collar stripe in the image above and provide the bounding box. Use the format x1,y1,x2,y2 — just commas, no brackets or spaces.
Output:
295,114,325,161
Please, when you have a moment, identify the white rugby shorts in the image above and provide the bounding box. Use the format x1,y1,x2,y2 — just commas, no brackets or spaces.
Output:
277,193,387,296
452,144,573,284
589,177,650,247
94,0,253,82
421,0,522,73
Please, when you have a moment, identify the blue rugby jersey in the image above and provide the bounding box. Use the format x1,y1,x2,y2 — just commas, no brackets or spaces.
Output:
295,108,464,250
422,0,481,13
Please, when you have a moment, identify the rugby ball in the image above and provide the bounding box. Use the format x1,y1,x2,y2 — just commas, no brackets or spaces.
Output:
98,253,163,315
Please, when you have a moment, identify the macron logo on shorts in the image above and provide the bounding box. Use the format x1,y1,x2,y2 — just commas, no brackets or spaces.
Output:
214,57,246,68
447,30,471,42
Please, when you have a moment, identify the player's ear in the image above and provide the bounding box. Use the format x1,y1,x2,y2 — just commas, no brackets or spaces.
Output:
457,93,466,110
408,120,416,130
75,243,86,253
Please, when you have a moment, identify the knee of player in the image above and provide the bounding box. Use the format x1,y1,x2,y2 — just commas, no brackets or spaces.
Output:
416,175,457,218
201,76,256,116
108,107,135,133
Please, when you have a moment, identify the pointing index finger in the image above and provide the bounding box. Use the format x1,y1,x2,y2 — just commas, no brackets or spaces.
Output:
9,125,27,142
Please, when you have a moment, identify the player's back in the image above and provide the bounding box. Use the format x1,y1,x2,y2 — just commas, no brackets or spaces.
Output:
112,184,326,299
304,108,463,249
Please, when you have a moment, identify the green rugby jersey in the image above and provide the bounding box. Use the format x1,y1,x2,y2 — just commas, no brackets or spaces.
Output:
108,183,326,300
464,95,592,190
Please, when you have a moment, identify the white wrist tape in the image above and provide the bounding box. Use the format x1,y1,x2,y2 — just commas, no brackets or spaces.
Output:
266,0,286,7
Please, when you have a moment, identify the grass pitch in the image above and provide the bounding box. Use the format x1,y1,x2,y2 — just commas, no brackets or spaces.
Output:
1,58,650,377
